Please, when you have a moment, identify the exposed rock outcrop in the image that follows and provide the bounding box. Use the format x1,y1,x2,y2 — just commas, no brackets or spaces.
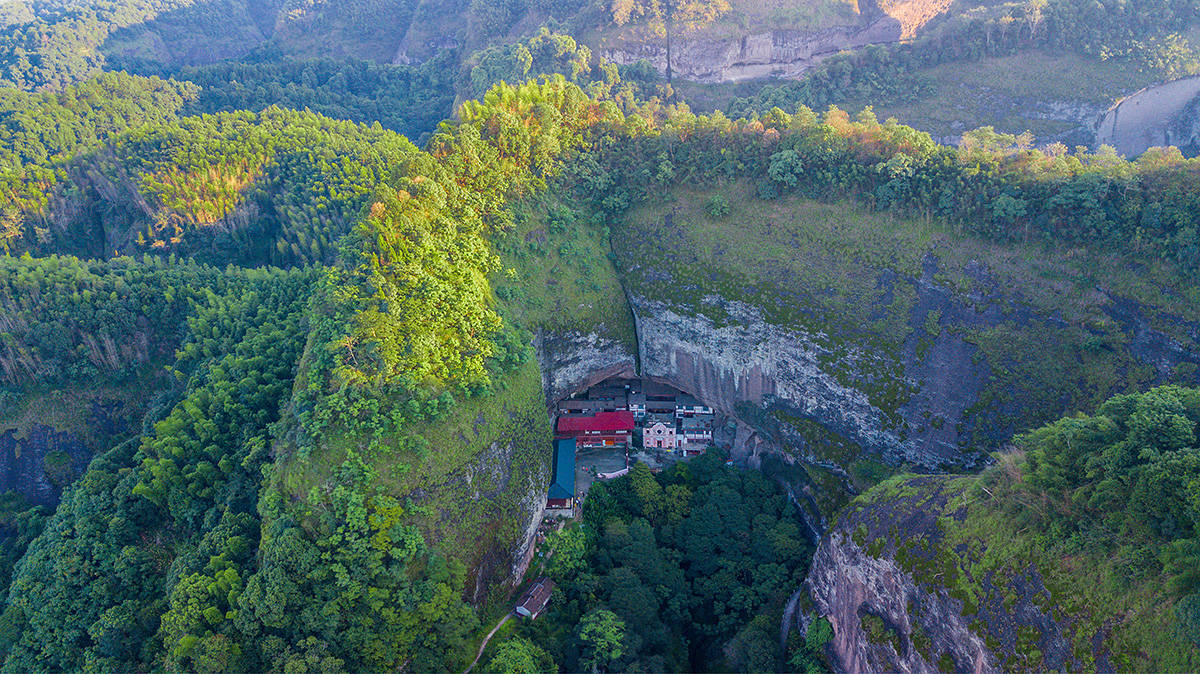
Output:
408,436,549,602
625,264,1002,471
613,240,1200,476
403,374,553,602
804,476,1089,673
632,295,907,459
534,329,637,407
600,0,952,83
1093,75,1200,157
601,20,900,83
0,399,127,507
0,426,92,507
867,0,955,39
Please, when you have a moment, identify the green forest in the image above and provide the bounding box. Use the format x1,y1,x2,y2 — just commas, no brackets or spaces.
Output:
493,454,819,673
0,0,1198,671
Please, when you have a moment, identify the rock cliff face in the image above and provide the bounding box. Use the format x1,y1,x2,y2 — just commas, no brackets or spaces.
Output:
600,0,952,83
624,259,1003,473
867,0,955,39
410,434,549,603
0,426,92,507
1093,75,1200,157
534,329,637,407
537,250,1200,476
0,398,133,507
803,476,1092,673
632,295,907,460
400,364,554,602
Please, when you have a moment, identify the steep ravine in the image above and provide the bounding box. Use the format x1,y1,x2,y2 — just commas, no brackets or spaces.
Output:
530,218,1200,667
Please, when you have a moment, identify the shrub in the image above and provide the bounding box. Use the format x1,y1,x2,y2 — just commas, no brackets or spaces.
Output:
705,194,731,218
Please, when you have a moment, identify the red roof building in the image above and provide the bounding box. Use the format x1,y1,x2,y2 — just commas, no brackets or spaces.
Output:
556,410,635,447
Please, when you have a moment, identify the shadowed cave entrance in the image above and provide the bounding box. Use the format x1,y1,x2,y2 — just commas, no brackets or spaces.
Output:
539,370,833,544
545,377,729,516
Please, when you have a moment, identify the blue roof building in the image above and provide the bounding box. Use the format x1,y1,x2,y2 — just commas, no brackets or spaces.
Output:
547,438,576,508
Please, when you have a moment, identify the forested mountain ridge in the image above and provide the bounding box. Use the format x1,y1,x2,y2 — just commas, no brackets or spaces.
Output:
9,0,1200,149
1,1,1200,671
2,66,1199,669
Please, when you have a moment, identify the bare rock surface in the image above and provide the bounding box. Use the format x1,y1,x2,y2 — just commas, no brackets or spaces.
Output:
601,0,952,83
804,476,1093,673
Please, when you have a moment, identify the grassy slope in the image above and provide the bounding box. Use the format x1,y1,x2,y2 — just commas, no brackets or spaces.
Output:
829,50,1165,140
612,180,1199,458
848,471,1199,671
495,193,637,351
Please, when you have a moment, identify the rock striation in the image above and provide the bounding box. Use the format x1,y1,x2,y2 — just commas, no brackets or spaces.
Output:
803,476,1087,673
534,329,637,407
631,295,906,459
600,0,952,83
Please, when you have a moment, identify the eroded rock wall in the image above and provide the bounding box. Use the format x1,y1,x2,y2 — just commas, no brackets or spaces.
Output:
804,476,1086,673
631,295,905,459
0,427,92,507
1093,75,1200,157
535,329,637,407
601,0,952,83
0,400,131,507
406,401,552,603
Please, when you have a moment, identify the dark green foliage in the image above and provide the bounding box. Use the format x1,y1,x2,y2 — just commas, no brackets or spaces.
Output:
524,453,813,672
165,55,457,141
577,608,627,672
1,264,313,672
467,29,613,99
0,494,48,596
0,254,245,390
920,384,1200,666
583,105,1200,267
1176,594,1200,645
1013,386,1200,594
40,451,74,490
2,100,418,265
704,193,730,218
786,616,833,674
0,0,242,90
1,20,1199,672
0,71,196,169
485,637,555,673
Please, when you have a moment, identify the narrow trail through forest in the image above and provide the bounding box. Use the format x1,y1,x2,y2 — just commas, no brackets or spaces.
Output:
464,613,511,674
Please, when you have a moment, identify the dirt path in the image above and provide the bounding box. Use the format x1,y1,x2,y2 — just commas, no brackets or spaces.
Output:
463,613,511,674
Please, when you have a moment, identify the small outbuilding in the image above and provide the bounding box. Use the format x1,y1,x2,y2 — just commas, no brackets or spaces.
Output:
515,578,556,619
